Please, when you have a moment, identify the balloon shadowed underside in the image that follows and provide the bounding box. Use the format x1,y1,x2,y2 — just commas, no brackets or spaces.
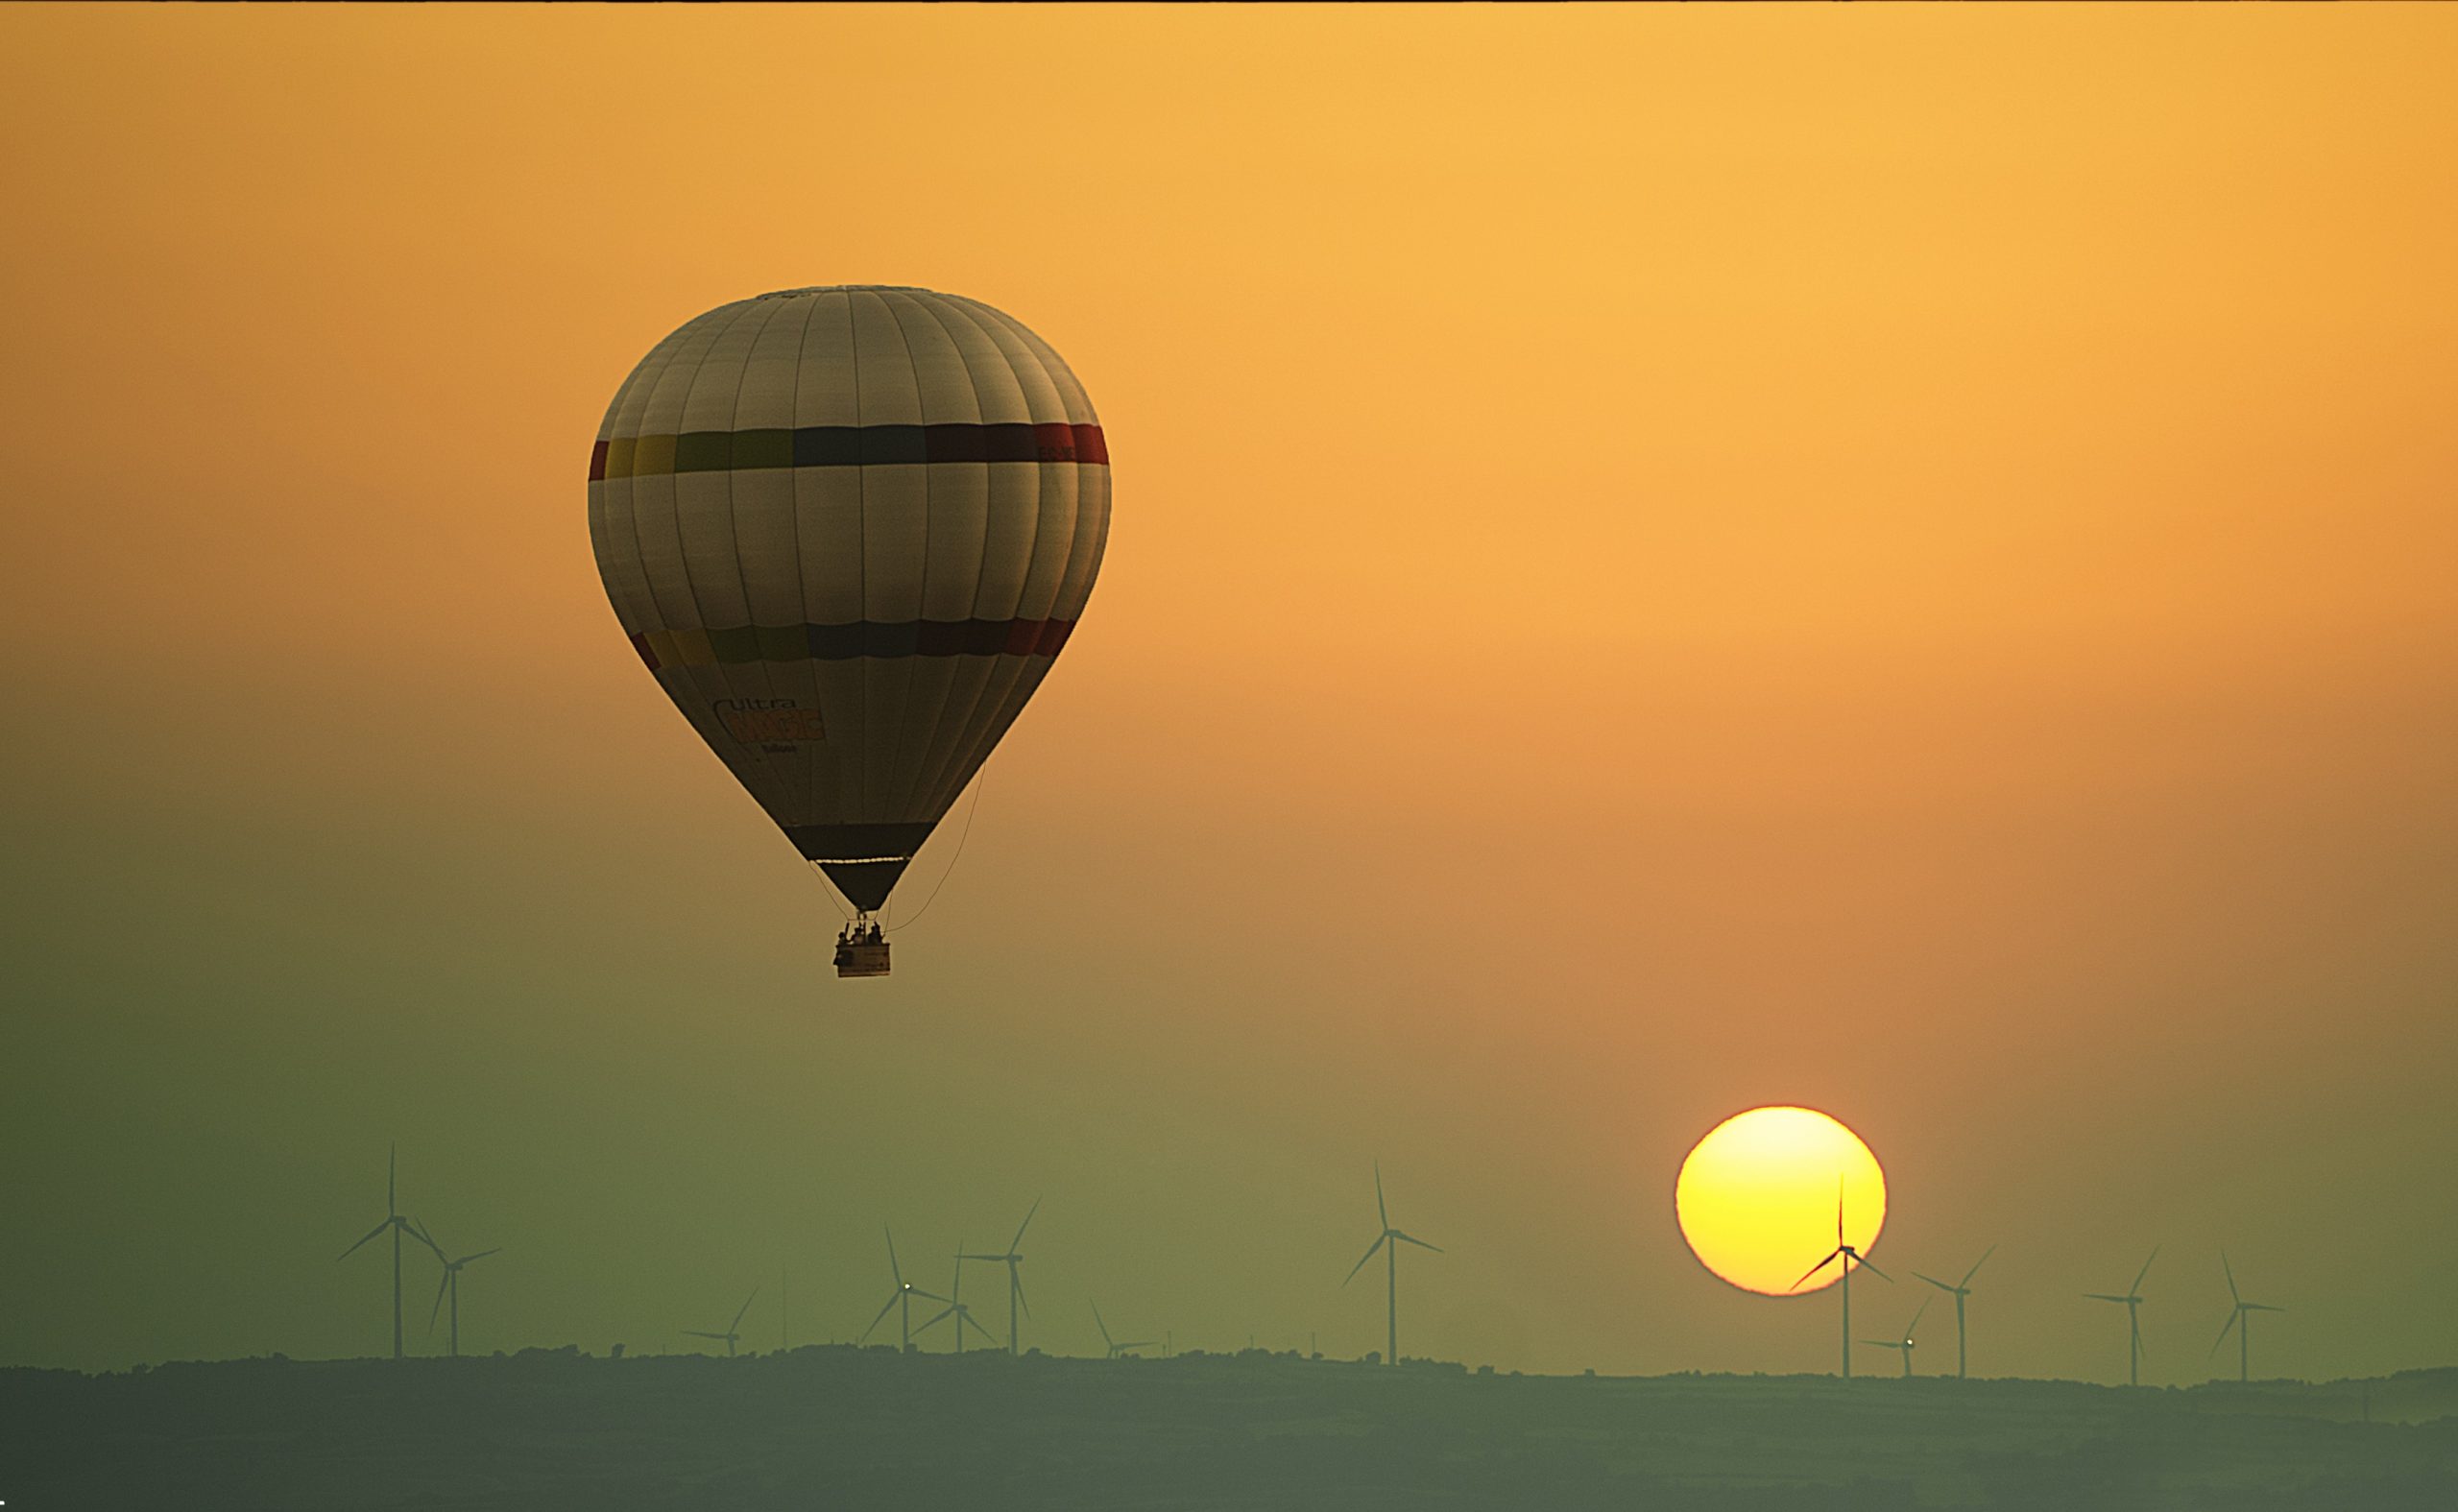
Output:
588,287,1108,921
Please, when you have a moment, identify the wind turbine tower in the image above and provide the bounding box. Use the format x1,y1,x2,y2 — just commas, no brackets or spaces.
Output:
1791,1179,1892,1380
338,1145,442,1360
685,1287,759,1356
914,1242,1000,1354
1342,1163,1442,1366
2210,1252,2284,1384
958,1200,1040,1356
856,1230,947,1352
1092,1301,1154,1359
1862,1295,1930,1378
1913,1245,1996,1380
416,1221,501,1359
2085,1248,2158,1386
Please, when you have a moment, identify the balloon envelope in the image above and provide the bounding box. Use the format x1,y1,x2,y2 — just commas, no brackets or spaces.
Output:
588,286,1108,911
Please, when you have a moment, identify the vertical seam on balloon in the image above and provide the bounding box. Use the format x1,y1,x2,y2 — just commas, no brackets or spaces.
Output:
884,291,994,820
780,293,824,828
903,294,1015,813
723,297,804,822
995,304,1104,628
928,298,1057,811
624,310,728,636
675,300,793,806
966,299,1083,618
932,300,1079,812
719,296,784,635
848,292,876,825
953,298,1054,604
781,293,821,632
673,299,767,630
873,290,935,831
606,324,689,636
590,333,667,637
920,300,1058,814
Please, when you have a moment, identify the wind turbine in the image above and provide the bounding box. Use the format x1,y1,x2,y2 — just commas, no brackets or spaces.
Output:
416,1221,500,1359
2210,1252,2284,1383
1342,1163,1442,1366
914,1241,1000,1354
2084,1247,2158,1386
856,1230,947,1352
1790,1178,1891,1380
957,1199,1039,1356
685,1286,759,1356
338,1145,442,1360
1092,1301,1153,1359
1913,1244,1996,1380
1861,1294,1931,1379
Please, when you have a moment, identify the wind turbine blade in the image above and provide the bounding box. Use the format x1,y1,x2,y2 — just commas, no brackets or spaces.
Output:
858,1293,901,1343
462,1247,502,1265
1791,1250,1844,1291
2210,1310,2240,1357
1092,1301,1113,1348
951,1238,965,1304
963,1311,1000,1346
1375,1162,1388,1231
1836,1176,1845,1246
906,1287,950,1305
2248,1304,2286,1313
430,1271,450,1328
339,1220,389,1260
2084,1293,2129,1304
1392,1231,1442,1253
407,1219,444,1260
1861,1339,1900,1348
1343,1234,1388,1285
2132,1247,2159,1294
1013,1269,1031,1319
2222,1251,2240,1306
1908,1295,1931,1333
1011,1198,1040,1251
682,1331,726,1339
1961,1245,1997,1288
1912,1272,1958,1294
914,1307,954,1333
732,1287,759,1332
885,1229,904,1288
388,1144,398,1216
1853,1257,1893,1284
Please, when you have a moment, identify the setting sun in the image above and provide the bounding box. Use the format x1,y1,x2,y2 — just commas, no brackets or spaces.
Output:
1675,1108,1887,1296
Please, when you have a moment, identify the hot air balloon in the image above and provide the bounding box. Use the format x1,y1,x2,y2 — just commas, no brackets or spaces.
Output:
588,287,1108,977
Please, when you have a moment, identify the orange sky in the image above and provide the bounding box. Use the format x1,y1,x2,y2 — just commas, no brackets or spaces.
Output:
2,6,2453,1381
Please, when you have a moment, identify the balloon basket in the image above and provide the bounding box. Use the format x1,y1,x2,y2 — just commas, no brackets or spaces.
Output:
833,922,890,978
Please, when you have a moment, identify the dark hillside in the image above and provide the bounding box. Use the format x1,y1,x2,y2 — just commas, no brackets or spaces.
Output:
7,1351,2455,1510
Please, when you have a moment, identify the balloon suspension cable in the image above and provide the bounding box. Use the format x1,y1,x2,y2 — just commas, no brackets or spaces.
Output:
811,869,858,924
886,769,987,935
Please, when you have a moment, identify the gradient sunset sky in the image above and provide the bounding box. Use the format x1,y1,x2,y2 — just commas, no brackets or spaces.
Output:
3,6,2453,1383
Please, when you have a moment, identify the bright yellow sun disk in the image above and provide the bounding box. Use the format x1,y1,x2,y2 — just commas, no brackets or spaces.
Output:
1675,1107,1887,1296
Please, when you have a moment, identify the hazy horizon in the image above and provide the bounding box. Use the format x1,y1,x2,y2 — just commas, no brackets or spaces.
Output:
3,6,2453,1389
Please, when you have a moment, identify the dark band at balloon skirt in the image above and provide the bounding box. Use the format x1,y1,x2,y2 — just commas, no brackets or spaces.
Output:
628,618,1076,671
591,422,1106,479
783,823,938,913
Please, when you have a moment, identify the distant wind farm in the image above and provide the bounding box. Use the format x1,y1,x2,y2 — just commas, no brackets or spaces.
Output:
322,1143,2332,1393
